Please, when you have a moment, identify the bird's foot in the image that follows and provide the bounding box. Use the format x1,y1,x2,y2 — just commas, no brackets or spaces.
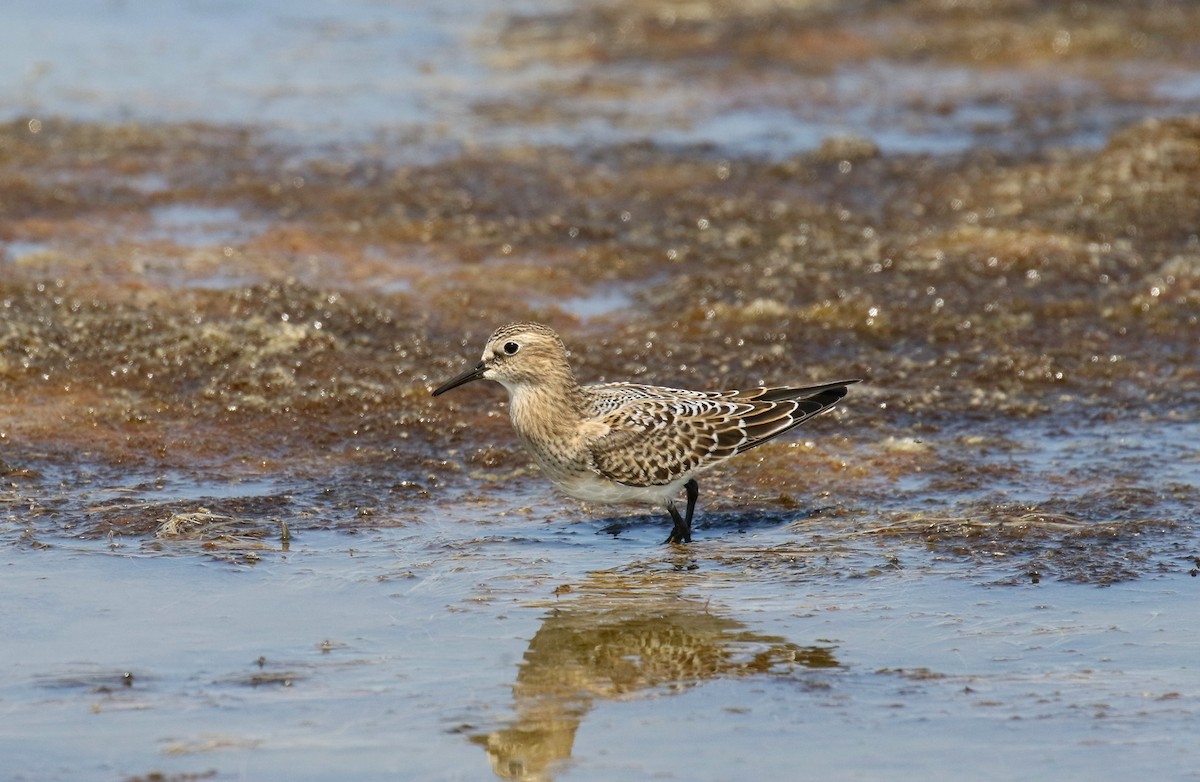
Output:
663,528,692,545
664,509,692,544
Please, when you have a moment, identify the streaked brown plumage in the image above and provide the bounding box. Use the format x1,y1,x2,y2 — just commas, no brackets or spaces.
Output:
432,322,858,543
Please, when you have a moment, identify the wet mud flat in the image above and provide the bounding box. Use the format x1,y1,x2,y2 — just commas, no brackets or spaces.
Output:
2,1,1200,780
2,114,1197,579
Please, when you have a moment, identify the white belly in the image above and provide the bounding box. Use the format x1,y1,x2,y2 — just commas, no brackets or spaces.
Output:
550,472,688,507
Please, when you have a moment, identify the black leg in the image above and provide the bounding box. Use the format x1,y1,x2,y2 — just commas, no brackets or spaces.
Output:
664,480,699,544
684,479,698,528
664,502,690,544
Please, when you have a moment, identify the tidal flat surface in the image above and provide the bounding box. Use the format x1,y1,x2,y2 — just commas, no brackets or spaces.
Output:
2,1,1199,780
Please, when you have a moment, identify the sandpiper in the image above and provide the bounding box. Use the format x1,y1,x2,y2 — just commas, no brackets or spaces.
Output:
432,322,859,543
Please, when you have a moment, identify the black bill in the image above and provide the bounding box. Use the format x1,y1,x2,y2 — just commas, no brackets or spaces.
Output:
431,361,488,396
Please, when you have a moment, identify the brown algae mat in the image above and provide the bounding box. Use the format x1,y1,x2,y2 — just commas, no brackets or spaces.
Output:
2,0,1199,585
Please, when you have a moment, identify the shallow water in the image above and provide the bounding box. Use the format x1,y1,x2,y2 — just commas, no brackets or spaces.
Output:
4,414,1199,780
2,1,1199,780
0,0,485,137
3,499,1198,781
7,1,1198,157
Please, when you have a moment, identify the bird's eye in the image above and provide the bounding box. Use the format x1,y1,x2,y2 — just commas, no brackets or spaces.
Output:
503,341,520,356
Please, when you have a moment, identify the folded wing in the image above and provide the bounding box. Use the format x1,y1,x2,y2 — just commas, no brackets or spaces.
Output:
584,381,857,487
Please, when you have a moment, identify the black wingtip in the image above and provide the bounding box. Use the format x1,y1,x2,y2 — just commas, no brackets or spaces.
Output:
811,379,863,403
757,379,862,403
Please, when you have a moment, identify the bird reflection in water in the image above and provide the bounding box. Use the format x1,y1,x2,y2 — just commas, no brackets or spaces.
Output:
472,578,838,781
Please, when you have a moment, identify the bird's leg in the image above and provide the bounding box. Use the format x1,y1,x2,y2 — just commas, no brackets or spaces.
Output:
663,480,699,544
664,501,690,544
683,479,698,529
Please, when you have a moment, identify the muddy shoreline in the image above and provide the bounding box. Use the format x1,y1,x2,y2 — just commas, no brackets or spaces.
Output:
1,2,1198,780
3,113,1197,583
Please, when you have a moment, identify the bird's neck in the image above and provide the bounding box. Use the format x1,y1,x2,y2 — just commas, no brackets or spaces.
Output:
506,375,586,444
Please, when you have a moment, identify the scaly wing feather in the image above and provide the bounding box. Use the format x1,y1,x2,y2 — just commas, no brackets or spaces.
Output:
583,381,857,487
